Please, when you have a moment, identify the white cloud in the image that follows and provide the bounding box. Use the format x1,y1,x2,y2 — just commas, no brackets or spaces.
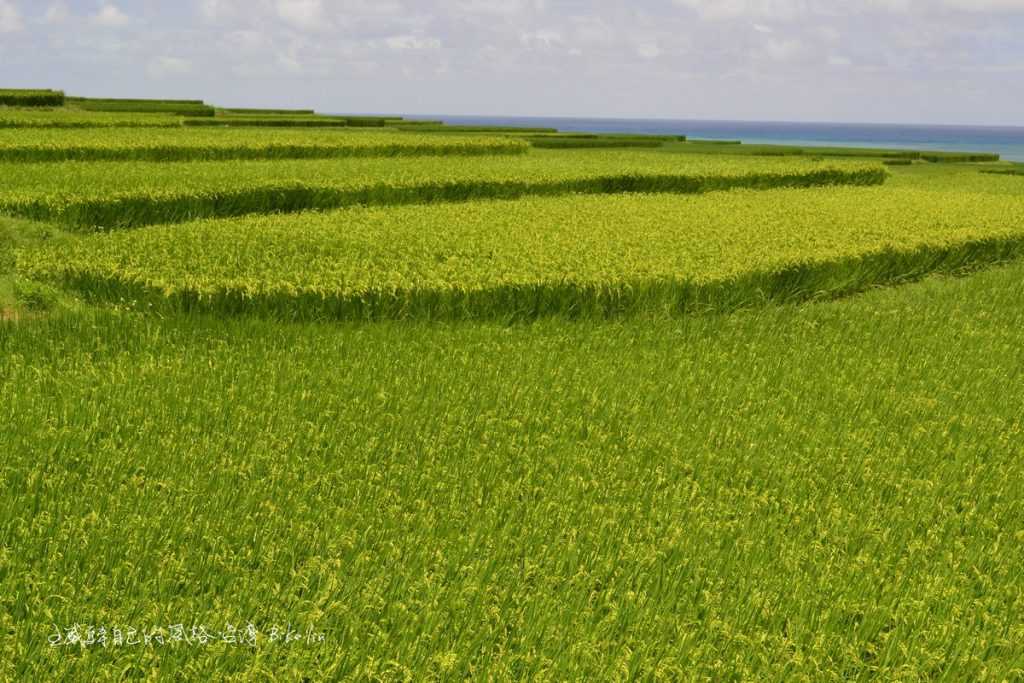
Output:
3,0,1024,125
0,0,23,33
942,0,1024,10
673,0,1024,18
147,56,193,78
457,0,544,16
198,0,237,22
43,2,68,25
520,29,561,49
385,34,441,50
276,0,324,31
763,38,805,62
225,29,267,52
637,43,662,59
92,3,130,28
672,0,808,21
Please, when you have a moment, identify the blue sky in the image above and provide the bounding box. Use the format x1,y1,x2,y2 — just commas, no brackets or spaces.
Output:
1,0,1023,125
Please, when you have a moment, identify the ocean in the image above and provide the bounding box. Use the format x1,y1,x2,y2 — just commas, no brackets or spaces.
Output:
400,115,1024,163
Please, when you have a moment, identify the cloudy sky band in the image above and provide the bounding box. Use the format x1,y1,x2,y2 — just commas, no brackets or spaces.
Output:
1,0,1022,125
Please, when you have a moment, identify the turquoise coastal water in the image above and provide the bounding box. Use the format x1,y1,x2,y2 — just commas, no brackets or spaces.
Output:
399,115,1024,162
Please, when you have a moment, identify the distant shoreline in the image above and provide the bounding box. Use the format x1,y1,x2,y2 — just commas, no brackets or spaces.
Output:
329,114,1024,162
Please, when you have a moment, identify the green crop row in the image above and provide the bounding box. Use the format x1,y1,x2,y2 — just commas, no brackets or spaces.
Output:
0,89,65,106
983,167,1024,177
392,125,560,134
68,96,206,104
527,133,686,141
66,97,215,116
201,114,400,127
342,116,405,127
19,185,1023,321
887,164,1024,194
0,109,181,129
523,133,687,150
385,119,444,126
220,108,317,115
185,118,353,128
0,128,529,163
527,137,667,149
0,155,885,229
677,141,1001,162
5,258,1024,680
187,114,411,128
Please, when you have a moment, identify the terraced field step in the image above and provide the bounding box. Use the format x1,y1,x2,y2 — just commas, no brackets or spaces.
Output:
18,186,1024,321
0,154,885,230
0,128,528,163
0,110,182,128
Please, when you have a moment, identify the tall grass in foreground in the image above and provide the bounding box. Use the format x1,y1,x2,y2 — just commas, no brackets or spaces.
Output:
2,262,1023,679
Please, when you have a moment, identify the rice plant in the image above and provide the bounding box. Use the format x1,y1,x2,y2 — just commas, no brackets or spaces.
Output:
0,128,529,163
18,185,1024,321
2,260,1024,679
0,153,884,229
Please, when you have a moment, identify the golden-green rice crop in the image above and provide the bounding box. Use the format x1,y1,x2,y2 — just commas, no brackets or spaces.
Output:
184,117,353,128
0,128,529,163
0,109,182,128
3,261,1024,679
887,164,1024,193
18,186,1024,320
0,154,885,229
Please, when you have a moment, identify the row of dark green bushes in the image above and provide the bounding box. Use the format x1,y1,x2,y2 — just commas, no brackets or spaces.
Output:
220,108,316,116
680,141,1001,163
392,125,559,134
186,118,352,128
67,97,216,117
526,133,687,149
0,89,65,107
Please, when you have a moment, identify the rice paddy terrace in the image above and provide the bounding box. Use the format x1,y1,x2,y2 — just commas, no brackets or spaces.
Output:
2,93,1023,680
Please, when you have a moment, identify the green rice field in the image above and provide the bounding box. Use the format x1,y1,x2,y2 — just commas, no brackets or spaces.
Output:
2,102,1023,680
0,128,528,162
0,154,883,229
